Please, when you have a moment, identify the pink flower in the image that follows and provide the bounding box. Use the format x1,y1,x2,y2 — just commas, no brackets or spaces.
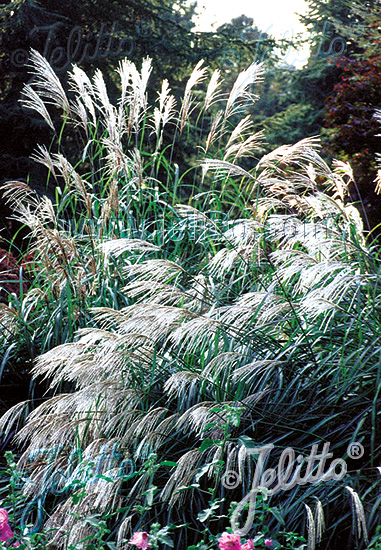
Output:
0,523,14,543
264,540,272,548
129,531,150,549
217,532,241,550
0,509,9,529
0,509,20,547
241,539,255,550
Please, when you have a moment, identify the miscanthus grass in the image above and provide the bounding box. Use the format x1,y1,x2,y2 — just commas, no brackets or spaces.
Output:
0,50,380,549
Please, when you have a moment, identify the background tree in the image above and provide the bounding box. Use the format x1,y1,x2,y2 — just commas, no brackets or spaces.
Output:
245,0,349,155
249,0,381,233
216,14,277,67
320,0,381,233
323,55,381,232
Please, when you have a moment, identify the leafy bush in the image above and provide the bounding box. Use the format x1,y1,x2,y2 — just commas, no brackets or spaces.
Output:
323,55,381,232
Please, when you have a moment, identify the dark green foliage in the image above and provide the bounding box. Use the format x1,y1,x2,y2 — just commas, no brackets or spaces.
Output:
299,0,378,57
216,15,278,67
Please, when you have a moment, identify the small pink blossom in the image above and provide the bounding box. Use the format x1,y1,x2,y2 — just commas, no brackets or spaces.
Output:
241,539,255,550
217,532,241,550
129,531,150,549
264,539,272,548
0,509,20,547
0,523,14,543
0,509,9,529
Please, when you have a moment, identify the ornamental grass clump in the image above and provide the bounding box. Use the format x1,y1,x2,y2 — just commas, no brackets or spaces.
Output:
0,51,380,549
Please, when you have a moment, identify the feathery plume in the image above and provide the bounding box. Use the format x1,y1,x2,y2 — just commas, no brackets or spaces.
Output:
225,63,263,119
204,68,223,111
205,109,224,153
346,487,369,545
179,60,208,133
20,84,55,130
26,49,70,114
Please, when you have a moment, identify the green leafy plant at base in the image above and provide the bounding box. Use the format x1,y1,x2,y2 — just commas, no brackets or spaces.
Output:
0,51,380,549
1,450,307,549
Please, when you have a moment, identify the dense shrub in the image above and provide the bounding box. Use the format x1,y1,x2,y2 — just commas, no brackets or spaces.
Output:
324,55,381,231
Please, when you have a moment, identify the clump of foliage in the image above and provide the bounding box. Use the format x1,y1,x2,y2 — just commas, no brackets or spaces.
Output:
325,56,381,160
298,0,381,233
323,55,381,231
0,51,380,550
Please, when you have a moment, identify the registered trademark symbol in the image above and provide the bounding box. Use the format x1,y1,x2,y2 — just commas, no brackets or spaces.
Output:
347,442,364,459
